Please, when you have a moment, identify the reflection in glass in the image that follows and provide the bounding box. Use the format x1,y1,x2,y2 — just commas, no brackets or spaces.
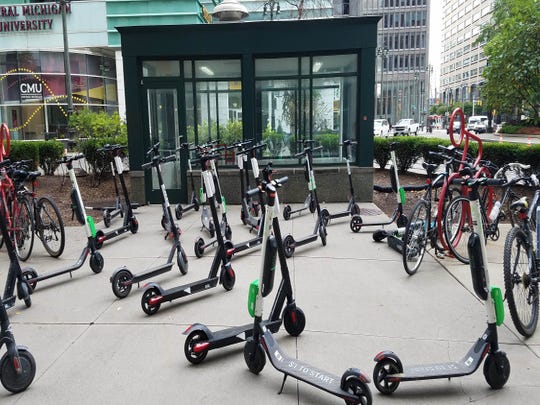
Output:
146,88,181,190
142,60,180,77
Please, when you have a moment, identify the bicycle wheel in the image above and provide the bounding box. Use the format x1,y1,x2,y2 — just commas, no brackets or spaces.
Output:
13,198,34,261
37,196,65,258
503,226,539,337
443,196,475,264
402,200,429,275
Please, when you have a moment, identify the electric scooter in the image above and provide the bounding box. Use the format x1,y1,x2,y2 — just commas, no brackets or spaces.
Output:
174,143,200,220
94,144,139,249
372,176,510,395
0,160,33,310
22,154,104,290
183,174,307,363
282,142,327,258
139,150,236,315
350,142,413,234
0,287,36,393
193,146,232,258
282,140,319,221
320,139,360,226
243,179,372,405
110,143,188,299
235,140,266,229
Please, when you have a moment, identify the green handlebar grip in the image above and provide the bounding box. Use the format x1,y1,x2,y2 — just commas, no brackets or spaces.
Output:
248,279,259,318
399,187,406,204
491,286,504,326
87,215,96,237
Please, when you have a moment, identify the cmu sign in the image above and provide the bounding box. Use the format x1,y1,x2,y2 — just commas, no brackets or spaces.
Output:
0,2,71,33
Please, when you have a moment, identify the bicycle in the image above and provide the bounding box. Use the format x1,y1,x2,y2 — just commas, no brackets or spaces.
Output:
401,150,461,275
444,162,532,264
502,174,540,337
22,169,65,258
0,160,34,261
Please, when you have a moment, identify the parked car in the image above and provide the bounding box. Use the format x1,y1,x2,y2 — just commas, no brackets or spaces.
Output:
393,118,419,136
467,115,489,133
374,119,390,136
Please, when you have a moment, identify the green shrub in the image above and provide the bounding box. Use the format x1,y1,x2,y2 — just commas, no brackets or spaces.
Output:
39,140,65,175
8,141,39,170
393,136,423,174
315,133,339,156
373,137,390,169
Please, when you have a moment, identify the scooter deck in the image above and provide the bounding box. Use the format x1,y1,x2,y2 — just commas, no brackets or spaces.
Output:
206,319,282,350
132,262,174,284
163,276,219,300
389,341,488,381
262,332,357,402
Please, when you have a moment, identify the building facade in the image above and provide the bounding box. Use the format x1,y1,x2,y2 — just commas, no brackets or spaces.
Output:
0,0,211,140
439,0,491,114
333,0,430,126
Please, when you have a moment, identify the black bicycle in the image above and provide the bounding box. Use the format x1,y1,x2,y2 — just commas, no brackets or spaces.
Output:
503,173,540,337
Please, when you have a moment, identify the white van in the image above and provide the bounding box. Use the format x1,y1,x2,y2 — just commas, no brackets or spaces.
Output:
467,116,489,133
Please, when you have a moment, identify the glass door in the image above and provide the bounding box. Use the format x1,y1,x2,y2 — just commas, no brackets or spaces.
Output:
144,87,184,203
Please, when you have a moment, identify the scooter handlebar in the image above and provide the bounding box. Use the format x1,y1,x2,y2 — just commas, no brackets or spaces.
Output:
57,153,85,164
0,159,11,169
272,176,288,187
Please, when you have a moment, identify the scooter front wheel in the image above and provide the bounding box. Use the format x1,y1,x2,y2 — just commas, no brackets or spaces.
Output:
17,280,32,308
309,198,316,213
141,287,161,315
283,306,306,337
373,358,401,395
350,215,363,233
90,252,104,273
483,351,510,389
372,229,388,242
396,214,408,228
341,372,372,405
177,246,188,275
351,203,361,216
319,224,327,246
184,330,209,364
0,348,36,393
111,268,133,298
103,210,112,228
221,265,236,291
283,235,295,258
244,339,266,374
321,208,330,226
130,217,139,234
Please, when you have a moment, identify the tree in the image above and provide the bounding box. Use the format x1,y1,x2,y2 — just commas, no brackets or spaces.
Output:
479,0,540,125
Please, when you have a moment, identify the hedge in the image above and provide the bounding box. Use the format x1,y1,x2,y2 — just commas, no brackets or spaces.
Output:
374,136,540,173
8,140,64,174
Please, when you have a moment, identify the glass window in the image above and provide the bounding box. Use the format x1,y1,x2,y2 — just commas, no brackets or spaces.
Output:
183,61,193,79
0,52,17,74
194,60,240,79
87,55,103,76
312,54,357,74
41,75,65,101
40,52,64,74
0,74,20,103
70,53,87,75
142,60,180,77
88,76,104,104
18,51,40,73
255,57,298,77
72,76,88,104
104,79,118,104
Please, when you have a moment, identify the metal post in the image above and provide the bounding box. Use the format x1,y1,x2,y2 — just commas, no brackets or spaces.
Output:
60,1,73,122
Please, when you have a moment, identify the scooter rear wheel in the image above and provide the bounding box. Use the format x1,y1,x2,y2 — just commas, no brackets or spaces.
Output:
103,210,112,228
0,348,36,393
141,287,161,315
90,252,104,273
22,269,38,291
283,235,295,258
283,205,292,221
175,204,183,220
350,215,363,233
373,358,401,395
184,330,209,364
283,306,306,337
194,237,205,258
177,246,188,275
111,268,133,299
342,374,372,405
483,352,510,389
372,229,388,242
244,339,266,374
95,230,105,250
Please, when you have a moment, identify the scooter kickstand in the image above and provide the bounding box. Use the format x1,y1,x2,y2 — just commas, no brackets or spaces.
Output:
278,374,289,395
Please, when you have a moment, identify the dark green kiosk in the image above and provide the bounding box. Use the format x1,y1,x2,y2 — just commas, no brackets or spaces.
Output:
118,16,379,205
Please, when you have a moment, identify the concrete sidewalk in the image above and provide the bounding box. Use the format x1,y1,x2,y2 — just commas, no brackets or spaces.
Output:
0,202,539,404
